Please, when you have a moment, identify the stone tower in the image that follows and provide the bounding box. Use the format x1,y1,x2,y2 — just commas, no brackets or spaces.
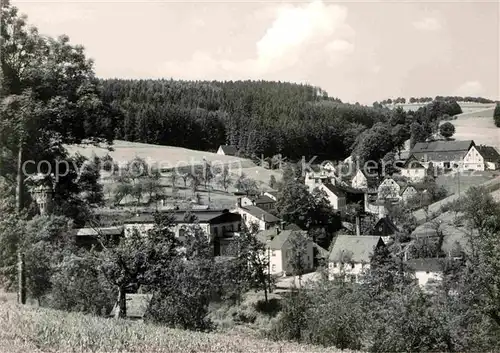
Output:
29,174,54,216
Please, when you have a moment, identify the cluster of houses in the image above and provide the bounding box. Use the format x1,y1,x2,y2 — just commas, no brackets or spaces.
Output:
66,139,500,316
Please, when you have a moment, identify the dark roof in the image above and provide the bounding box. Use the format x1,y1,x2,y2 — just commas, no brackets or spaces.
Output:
74,226,123,237
403,155,425,169
219,145,238,155
241,205,280,223
412,140,474,153
476,145,500,162
251,195,276,205
411,140,474,162
283,223,303,231
124,210,240,224
322,183,346,197
314,243,330,259
372,217,399,236
337,184,365,195
329,235,384,263
406,258,444,272
110,294,152,319
257,229,307,250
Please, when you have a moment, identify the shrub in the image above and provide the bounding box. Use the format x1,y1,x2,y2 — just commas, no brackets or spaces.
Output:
49,252,116,315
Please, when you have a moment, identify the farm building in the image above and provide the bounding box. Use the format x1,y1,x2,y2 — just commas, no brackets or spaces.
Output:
240,194,276,211
328,235,385,282
406,258,443,289
410,140,475,170
463,145,500,171
316,182,347,211
236,198,280,231
123,209,242,255
400,154,427,181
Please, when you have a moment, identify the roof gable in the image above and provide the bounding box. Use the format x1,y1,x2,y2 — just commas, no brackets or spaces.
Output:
475,145,500,162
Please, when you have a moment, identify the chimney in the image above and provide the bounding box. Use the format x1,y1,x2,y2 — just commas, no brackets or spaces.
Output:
355,215,361,236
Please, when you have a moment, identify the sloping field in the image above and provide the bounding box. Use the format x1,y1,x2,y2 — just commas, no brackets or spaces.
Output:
0,301,350,353
389,102,495,113
66,140,255,169
66,140,282,185
450,114,499,150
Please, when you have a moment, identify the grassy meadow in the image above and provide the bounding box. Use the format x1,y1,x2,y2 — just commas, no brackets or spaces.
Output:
0,299,351,353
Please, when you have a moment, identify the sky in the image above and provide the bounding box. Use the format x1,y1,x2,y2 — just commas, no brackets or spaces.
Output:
10,0,500,104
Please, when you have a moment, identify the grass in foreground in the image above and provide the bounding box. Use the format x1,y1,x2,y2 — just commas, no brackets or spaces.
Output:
0,302,353,353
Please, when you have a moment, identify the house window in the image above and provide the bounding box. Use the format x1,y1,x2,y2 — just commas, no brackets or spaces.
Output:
351,263,355,269
271,250,276,257
214,227,219,237
333,262,338,268
271,264,276,272
243,214,247,221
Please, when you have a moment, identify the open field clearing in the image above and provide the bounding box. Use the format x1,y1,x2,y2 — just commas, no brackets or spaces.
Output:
450,115,499,150
67,140,282,186
0,301,351,353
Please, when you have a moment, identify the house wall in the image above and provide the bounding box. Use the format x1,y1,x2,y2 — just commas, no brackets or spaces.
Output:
486,161,498,170
415,270,442,287
401,186,418,203
377,178,401,200
401,167,426,182
239,209,268,231
351,170,368,189
463,146,485,171
269,249,283,275
319,184,346,211
328,262,370,282
281,240,315,276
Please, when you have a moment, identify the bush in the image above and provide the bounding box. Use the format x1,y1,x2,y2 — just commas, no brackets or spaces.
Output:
49,252,116,315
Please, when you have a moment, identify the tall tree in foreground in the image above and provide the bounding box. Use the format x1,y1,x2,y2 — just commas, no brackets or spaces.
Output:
0,3,118,213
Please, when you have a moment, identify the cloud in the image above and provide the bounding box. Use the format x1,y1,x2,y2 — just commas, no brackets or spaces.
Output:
159,0,355,80
413,17,442,31
453,81,485,96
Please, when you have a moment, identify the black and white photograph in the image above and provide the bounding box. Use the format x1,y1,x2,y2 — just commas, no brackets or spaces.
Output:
0,0,499,351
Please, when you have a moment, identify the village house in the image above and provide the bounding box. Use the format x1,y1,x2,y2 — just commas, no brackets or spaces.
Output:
350,169,378,191
400,154,427,181
236,198,280,231
377,177,404,201
463,145,500,171
74,226,124,250
216,145,238,156
317,182,347,211
372,217,399,240
123,209,242,255
406,258,443,289
321,160,337,173
328,235,385,282
304,168,337,192
411,140,475,170
400,184,419,203
240,194,276,211
257,227,315,276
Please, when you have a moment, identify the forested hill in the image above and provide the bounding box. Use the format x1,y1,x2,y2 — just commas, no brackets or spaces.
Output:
100,79,458,161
